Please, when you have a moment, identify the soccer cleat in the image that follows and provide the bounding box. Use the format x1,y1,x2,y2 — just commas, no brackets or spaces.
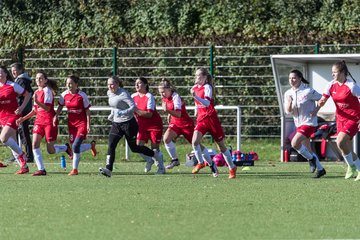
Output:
345,165,357,179
15,166,29,175
308,157,316,173
210,163,219,177
156,167,166,175
90,140,97,157
192,163,206,174
313,168,326,178
229,166,237,179
0,162,7,168
99,167,112,177
32,170,47,176
68,169,78,176
165,159,180,169
18,153,28,168
354,172,360,182
65,143,73,160
144,159,154,173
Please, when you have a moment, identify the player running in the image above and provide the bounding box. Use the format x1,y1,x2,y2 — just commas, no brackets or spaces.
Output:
318,61,360,181
190,67,237,179
284,69,326,178
17,71,72,176
0,66,31,174
55,75,96,176
132,77,165,174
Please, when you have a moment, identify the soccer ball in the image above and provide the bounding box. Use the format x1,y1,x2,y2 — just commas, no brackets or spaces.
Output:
213,153,226,167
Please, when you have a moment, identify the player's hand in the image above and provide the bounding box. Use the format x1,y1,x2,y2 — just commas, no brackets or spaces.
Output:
15,107,23,115
16,117,23,126
318,98,327,107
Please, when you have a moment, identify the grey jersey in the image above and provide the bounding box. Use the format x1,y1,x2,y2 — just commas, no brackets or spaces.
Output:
108,88,136,123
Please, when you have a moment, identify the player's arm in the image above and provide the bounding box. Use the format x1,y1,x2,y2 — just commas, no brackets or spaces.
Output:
15,90,31,115
16,109,36,126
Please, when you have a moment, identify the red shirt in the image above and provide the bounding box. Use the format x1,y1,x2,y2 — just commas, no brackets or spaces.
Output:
323,79,360,122
132,92,162,131
34,87,56,125
0,80,25,118
58,90,91,127
162,92,194,127
192,83,217,122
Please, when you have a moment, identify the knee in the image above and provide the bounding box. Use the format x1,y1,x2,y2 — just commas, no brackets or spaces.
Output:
336,139,345,151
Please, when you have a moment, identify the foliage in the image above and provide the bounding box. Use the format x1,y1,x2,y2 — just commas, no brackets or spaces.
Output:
1,0,360,48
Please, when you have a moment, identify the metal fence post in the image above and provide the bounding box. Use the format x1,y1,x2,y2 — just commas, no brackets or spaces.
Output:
17,47,24,65
315,42,320,54
112,47,117,75
209,44,214,76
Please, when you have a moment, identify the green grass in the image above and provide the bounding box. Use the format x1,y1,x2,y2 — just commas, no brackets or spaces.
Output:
1,139,360,240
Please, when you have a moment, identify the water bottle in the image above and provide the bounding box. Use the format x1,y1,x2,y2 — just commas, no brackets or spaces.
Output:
232,152,237,162
60,155,66,170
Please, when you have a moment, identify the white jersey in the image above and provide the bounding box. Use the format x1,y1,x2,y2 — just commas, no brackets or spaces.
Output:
284,83,321,127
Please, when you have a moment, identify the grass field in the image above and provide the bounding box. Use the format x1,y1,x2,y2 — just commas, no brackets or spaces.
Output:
1,138,360,240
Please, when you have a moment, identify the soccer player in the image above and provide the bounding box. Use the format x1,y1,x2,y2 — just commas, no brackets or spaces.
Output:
190,67,237,179
16,70,71,176
318,61,360,181
99,76,163,177
284,69,326,178
0,66,31,174
55,75,97,176
132,77,165,174
158,79,218,176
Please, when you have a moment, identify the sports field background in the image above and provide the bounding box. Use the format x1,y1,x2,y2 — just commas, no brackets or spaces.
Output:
1,138,359,240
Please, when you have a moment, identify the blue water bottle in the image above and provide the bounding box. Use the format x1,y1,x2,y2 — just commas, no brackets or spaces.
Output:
232,152,237,162
60,155,66,170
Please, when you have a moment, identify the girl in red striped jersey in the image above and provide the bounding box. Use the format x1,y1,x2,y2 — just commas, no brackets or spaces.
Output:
17,71,73,176
190,67,237,179
318,61,360,181
132,77,165,174
55,75,96,176
0,66,31,174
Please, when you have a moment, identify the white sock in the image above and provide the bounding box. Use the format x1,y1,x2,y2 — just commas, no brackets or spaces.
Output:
11,149,20,165
80,143,91,153
202,147,213,165
222,148,235,169
297,145,313,160
353,157,360,171
193,144,204,164
54,145,67,154
313,154,323,171
343,152,354,166
33,148,45,170
4,138,22,155
165,141,177,160
73,153,80,169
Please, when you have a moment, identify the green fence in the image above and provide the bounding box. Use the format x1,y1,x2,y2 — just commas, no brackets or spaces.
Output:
0,44,357,139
